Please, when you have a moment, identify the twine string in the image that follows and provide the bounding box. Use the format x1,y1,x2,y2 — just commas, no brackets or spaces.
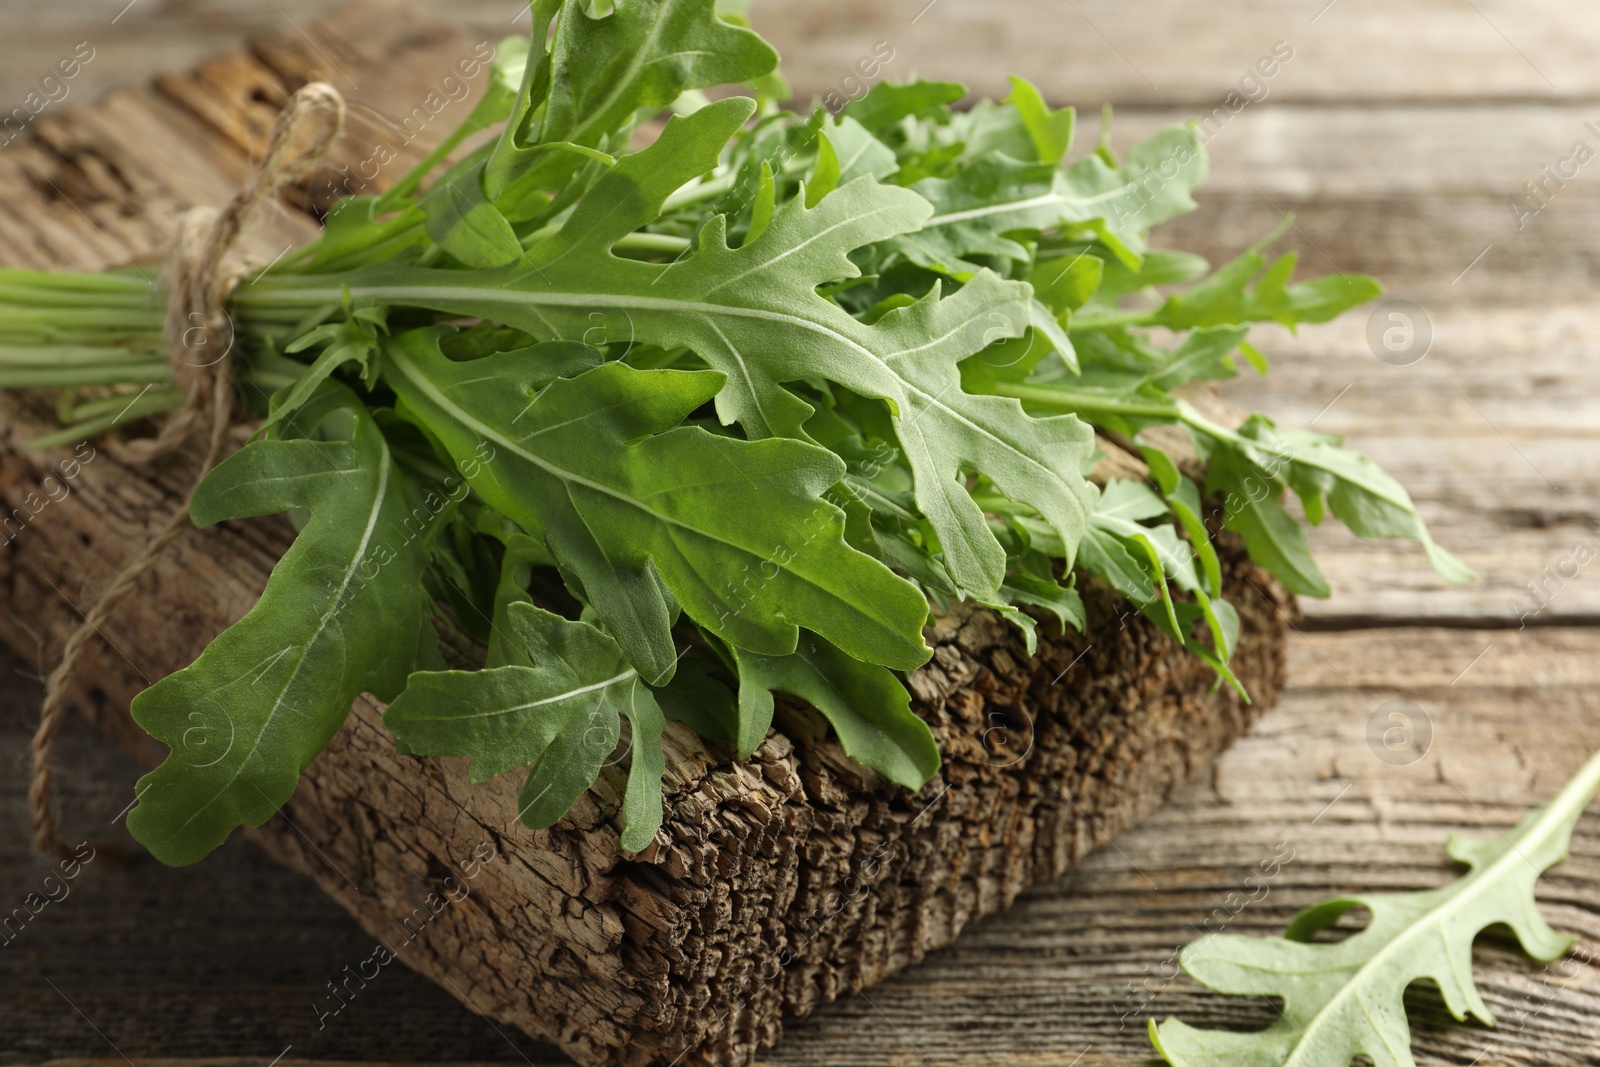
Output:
29,82,346,859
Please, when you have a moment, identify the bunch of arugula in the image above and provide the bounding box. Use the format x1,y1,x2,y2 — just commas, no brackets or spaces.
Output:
0,0,1469,868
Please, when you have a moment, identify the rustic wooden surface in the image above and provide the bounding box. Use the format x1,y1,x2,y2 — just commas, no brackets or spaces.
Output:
4,1,1600,1065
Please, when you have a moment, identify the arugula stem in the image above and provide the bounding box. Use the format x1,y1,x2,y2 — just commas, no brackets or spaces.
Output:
375,123,482,211
0,364,174,388
0,345,164,365
993,381,1176,421
659,169,738,213
26,388,183,449
994,381,1242,447
1068,308,1161,330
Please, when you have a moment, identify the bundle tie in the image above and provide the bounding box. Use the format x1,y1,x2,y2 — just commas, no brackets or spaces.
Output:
29,82,346,859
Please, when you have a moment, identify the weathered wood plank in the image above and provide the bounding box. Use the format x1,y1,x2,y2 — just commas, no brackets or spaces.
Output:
745,0,1600,108
1072,103,1600,306
9,627,1599,1067
8,1,1599,114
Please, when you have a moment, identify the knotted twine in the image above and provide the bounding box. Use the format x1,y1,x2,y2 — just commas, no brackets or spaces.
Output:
29,82,346,859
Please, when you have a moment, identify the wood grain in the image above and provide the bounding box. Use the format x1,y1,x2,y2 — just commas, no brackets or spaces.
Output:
10,629,1600,1067
4,1,1600,1065
6,1,1599,117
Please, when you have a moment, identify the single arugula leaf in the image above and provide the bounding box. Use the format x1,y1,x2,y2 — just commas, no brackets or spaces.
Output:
890,125,1206,276
385,600,666,852
271,100,1098,602
1141,445,1223,598
1075,244,1383,333
1193,408,1469,589
950,97,1038,167
421,170,525,269
1152,748,1600,1067
266,304,388,429
1029,251,1103,315
485,0,777,204
1004,76,1074,165
1163,249,1381,331
1206,444,1331,598
126,392,424,865
383,327,931,686
823,114,899,185
805,126,840,207
745,159,777,243
843,80,966,137
652,653,739,745
1067,322,1248,394
1246,419,1474,586
732,632,940,788
1001,570,1085,634
1077,245,1210,302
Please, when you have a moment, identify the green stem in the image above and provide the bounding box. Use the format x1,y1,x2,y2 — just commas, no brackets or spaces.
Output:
1553,746,1600,822
0,345,164,366
611,232,692,254
0,307,164,329
660,169,738,213
994,382,1177,421
0,364,173,388
27,388,184,450
1068,308,1161,330
0,268,154,294
994,381,1244,449
375,123,482,211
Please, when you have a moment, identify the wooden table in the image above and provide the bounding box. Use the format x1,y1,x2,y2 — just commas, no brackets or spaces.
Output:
4,2,1600,1064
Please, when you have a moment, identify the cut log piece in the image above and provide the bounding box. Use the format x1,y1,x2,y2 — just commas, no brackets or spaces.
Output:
0,4,1290,1065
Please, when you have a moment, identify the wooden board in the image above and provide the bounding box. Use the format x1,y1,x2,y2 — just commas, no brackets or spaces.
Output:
9,628,1600,1067
5,1,1600,1065
11,0,1600,113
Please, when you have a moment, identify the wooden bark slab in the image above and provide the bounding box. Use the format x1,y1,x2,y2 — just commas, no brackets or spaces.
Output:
0,5,1288,1066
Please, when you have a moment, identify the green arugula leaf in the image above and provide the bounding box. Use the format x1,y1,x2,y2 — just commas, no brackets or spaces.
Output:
823,114,899,185
732,632,939,788
1074,244,1383,333
1206,444,1331,598
1004,75,1074,165
1141,446,1223,597
385,600,666,852
485,0,777,205
126,391,424,865
1247,419,1474,585
421,171,525,269
843,80,966,137
890,125,1206,276
1153,748,1600,1066
266,302,387,428
1080,245,1210,303
383,327,931,686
